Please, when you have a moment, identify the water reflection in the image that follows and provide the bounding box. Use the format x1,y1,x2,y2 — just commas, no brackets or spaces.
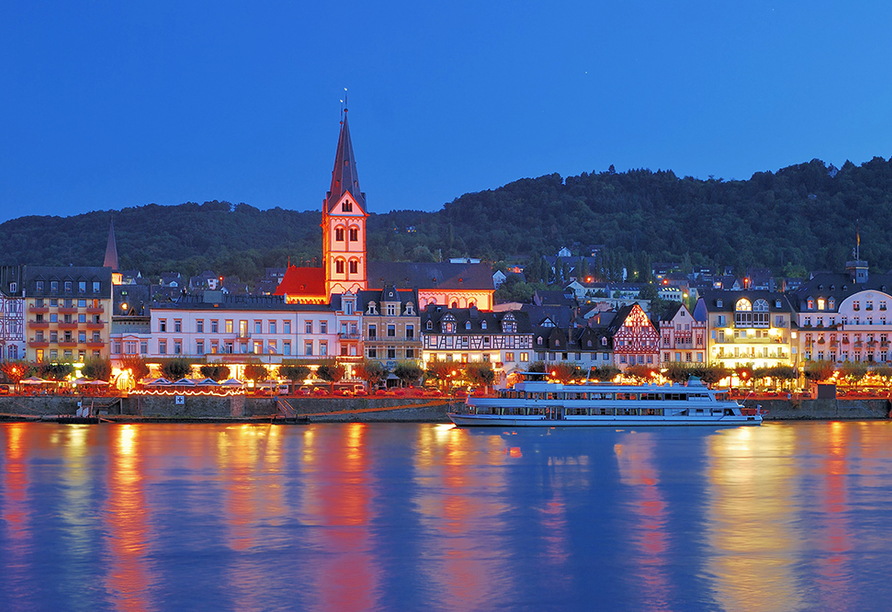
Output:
414,425,513,612
615,432,671,610
704,425,805,612
3,422,892,611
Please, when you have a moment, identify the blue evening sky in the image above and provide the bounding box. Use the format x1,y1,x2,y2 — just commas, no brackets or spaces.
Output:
1,1,890,223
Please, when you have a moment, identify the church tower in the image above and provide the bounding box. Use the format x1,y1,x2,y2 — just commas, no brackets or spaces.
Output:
323,108,368,298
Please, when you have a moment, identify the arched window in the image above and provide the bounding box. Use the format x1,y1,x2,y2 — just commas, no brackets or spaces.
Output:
335,260,345,274
735,298,753,327
348,228,358,241
348,260,358,274
753,299,769,327
481,320,487,330
465,321,471,330
334,227,345,241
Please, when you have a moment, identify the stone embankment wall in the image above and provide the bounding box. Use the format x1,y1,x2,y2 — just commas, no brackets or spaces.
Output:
1,395,889,422
0,395,463,422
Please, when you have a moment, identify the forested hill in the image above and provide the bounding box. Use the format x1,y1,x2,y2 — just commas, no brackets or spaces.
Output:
2,156,891,282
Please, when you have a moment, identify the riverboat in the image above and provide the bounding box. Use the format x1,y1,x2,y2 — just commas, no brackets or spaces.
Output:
448,377,761,427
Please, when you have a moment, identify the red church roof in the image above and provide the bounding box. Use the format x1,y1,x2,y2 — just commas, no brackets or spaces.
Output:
274,265,326,299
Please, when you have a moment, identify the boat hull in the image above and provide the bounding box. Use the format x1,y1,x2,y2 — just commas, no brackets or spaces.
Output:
448,413,762,427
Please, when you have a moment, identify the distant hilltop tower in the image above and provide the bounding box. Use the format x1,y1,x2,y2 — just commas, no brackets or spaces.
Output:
322,106,368,298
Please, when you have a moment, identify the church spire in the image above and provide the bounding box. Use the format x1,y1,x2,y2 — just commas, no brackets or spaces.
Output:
326,108,366,213
103,219,119,270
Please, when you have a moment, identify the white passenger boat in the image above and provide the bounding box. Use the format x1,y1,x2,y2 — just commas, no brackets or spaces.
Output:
448,377,761,427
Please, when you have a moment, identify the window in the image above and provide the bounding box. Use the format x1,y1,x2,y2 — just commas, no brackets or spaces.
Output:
284,320,291,334
159,319,167,332
50,281,59,292
196,340,204,354
345,300,353,315
269,321,276,334
320,321,327,334
78,331,86,342
387,347,396,359
320,341,328,356
506,352,514,362
64,281,72,292
406,325,414,339
348,260,357,274
36,281,44,292
336,260,345,274
159,340,167,355
342,201,353,212
406,348,415,359
174,320,182,333
387,304,396,316
78,313,86,323
387,324,396,337
225,320,233,334
254,321,262,334
349,228,358,241
92,281,100,293
367,347,377,359
253,341,262,354
335,228,345,241
211,320,218,333
305,341,313,356
174,340,182,355
283,341,291,356
140,341,148,354
196,320,204,333
78,299,86,308
305,320,313,334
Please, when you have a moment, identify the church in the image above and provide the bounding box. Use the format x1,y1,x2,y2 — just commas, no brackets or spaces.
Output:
275,108,494,310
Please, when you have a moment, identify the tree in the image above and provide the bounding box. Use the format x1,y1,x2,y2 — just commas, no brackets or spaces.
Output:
804,360,835,382
426,360,459,390
353,360,386,389
839,360,867,386
549,362,580,383
243,363,270,383
279,364,310,386
161,358,192,381
393,360,424,387
121,355,151,383
464,362,496,391
39,362,74,381
199,364,231,381
0,360,32,385
316,360,346,393
82,357,112,381
590,365,620,381
623,364,658,383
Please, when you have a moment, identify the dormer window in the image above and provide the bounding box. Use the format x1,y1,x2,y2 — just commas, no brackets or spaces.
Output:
443,322,455,333
405,302,415,315
465,321,471,330
426,320,433,330
717,299,723,308
481,320,487,330
775,299,782,308
829,297,836,309
343,201,353,212
537,336,543,345
367,301,378,315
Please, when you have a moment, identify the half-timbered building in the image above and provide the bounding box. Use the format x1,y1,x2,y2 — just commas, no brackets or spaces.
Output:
608,303,660,370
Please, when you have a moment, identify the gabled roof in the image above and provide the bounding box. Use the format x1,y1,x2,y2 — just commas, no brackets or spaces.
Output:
273,265,326,298
367,261,493,291
421,306,531,333
326,110,365,214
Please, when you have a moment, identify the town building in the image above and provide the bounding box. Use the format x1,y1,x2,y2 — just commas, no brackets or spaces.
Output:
358,286,421,369
421,306,532,387
700,290,795,370
23,266,113,362
789,259,892,364
607,303,660,369
658,303,707,364
0,266,25,361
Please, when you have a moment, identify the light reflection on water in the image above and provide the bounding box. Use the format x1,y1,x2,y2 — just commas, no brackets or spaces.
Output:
2,422,892,610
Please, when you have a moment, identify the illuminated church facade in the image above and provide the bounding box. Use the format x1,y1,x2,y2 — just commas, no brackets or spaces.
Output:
276,109,493,310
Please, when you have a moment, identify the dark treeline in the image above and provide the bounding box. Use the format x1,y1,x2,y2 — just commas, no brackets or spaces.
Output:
2,156,891,282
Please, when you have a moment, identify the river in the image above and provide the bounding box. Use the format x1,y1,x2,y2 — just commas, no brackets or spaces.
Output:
2,421,892,611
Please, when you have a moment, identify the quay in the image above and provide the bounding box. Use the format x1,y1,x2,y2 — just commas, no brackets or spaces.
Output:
0,394,890,423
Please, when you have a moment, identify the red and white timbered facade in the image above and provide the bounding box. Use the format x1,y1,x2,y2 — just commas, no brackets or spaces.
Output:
610,304,660,369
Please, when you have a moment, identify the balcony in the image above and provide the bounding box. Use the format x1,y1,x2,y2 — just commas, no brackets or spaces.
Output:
58,306,78,314
339,332,362,340
86,341,105,348
30,341,49,348
29,305,49,313
86,306,104,314
28,320,49,329
58,340,77,347
58,322,78,330
86,321,105,329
